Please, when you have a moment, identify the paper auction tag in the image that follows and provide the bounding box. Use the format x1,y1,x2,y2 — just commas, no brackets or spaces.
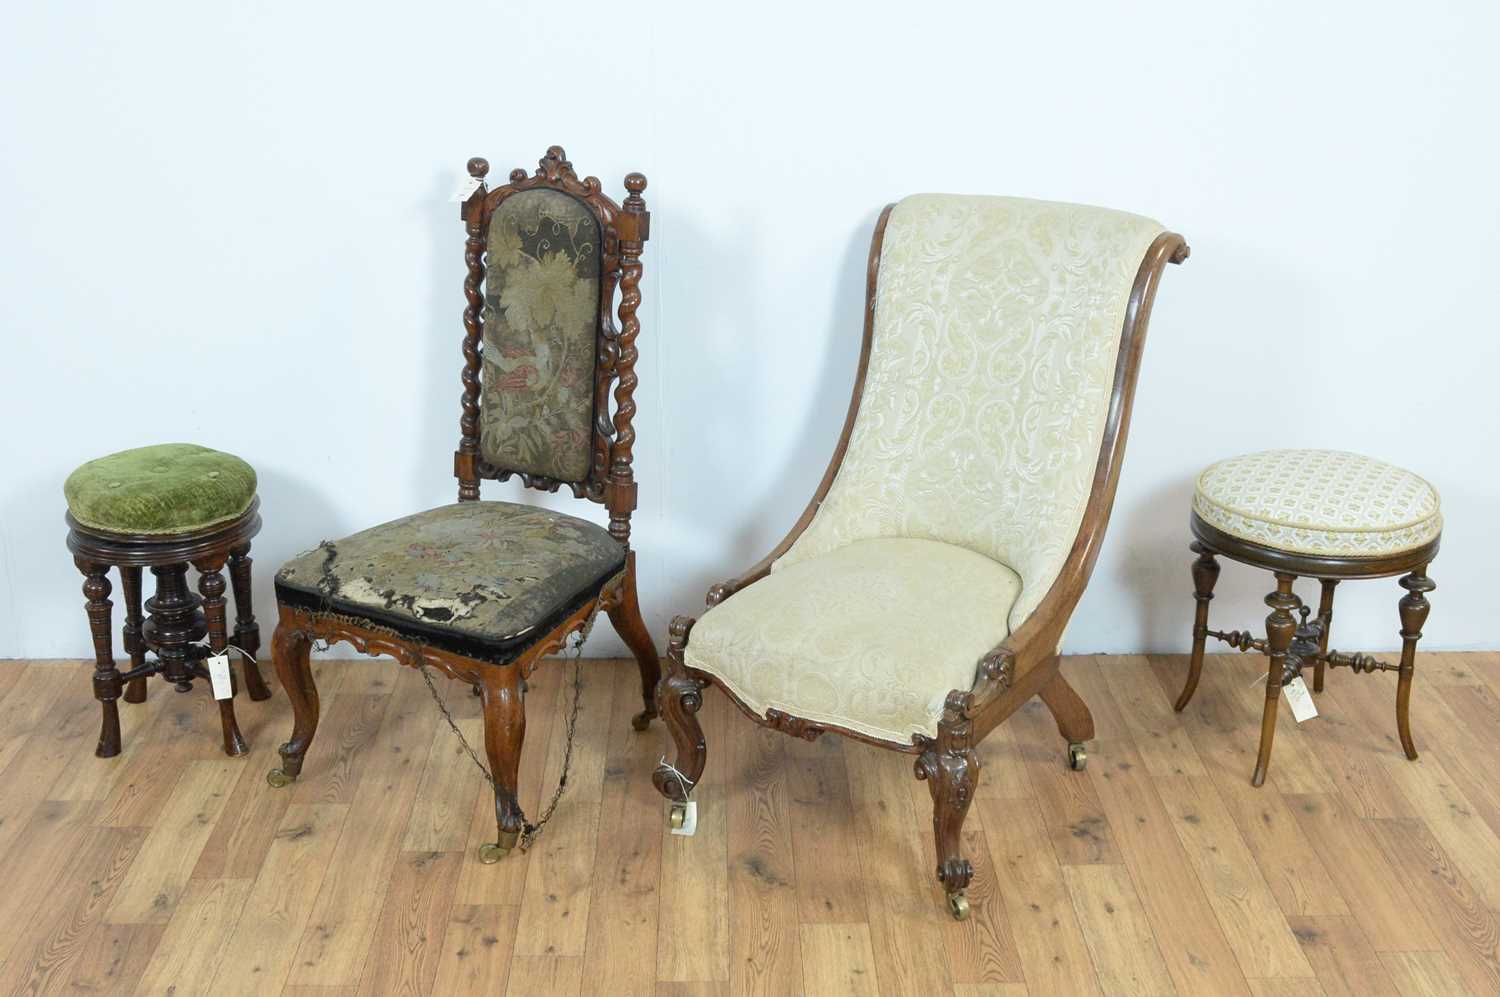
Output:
449,175,483,202
207,652,233,701
670,801,698,837
1283,676,1318,723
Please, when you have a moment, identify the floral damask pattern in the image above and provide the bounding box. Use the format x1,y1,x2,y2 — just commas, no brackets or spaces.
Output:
686,538,1022,742
481,189,601,482
775,194,1165,630
1193,449,1442,556
275,502,625,643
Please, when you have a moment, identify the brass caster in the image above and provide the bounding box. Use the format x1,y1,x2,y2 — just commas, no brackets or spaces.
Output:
1067,743,1087,771
947,893,970,921
477,842,512,864
266,768,294,789
669,802,688,830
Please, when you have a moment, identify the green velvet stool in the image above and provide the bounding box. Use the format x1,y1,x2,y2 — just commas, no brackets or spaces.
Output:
64,443,272,757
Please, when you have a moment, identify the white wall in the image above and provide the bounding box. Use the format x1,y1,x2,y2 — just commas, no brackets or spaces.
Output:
2,0,1496,663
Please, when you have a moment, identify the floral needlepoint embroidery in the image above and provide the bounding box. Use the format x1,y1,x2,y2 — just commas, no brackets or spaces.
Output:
480,188,601,483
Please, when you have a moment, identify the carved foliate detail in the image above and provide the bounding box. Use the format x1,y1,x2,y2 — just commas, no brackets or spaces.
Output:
763,709,826,742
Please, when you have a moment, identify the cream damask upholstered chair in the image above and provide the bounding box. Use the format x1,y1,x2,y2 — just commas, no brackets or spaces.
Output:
653,194,1189,918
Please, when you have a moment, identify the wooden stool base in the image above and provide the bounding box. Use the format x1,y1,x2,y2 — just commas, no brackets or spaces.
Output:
66,503,267,757
1176,514,1438,786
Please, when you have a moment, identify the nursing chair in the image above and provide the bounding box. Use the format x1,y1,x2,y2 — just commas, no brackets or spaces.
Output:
267,147,661,862
653,194,1189,918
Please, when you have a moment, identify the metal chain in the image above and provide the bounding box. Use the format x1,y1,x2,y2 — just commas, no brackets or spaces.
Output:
418,597,602,852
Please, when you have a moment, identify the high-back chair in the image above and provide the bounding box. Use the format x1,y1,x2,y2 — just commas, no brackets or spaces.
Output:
653,193,1188,918
266,146,661,862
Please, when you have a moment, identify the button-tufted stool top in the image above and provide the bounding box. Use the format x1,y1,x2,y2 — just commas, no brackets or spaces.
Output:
64,443,258,535
1192,449,1441,558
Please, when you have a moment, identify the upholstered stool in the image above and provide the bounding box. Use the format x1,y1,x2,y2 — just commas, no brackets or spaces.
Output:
1172,449,1441,785
64,443,272,757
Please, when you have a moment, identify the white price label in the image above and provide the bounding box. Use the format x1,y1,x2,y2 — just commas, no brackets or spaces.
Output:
449,175,483,203
670,801,698,837
1283,675,1318,723
207,652,233,701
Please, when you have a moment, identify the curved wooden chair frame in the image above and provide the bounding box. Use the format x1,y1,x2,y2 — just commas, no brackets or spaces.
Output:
653,204,1189,917
268,146,661,862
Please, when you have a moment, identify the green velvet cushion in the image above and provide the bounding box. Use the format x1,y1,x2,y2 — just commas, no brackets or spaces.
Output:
273,501,626,663
480,188,601,483
64,443,257,535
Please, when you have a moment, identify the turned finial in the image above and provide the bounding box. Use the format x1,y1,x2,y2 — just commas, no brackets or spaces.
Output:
624,172,647,195
467,157,489,179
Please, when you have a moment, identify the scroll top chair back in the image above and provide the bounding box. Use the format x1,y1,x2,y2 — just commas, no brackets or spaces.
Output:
456,145,650,543
779,194,1170,629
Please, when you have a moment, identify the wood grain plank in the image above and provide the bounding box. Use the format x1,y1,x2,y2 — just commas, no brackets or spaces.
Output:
1379,950,1476,997
206,803,349,994
401,716,486,852
799,923,881,997
579,664,663,997
1099,654,1207,778
1283,915,1399,997
505,954,581,997
106,759,245,924
1062,863,1178,996
430,904,519,996
785,734,867,923
353,850,462,997
978,797,1100,997
133,878,254,996
1009,697,1122,866
290,692,387,806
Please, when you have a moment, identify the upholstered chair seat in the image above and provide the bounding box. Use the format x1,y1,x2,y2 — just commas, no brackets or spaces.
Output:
1193,449,1442,557
686,538,1022,742
275,502,625,664
64,443,257,535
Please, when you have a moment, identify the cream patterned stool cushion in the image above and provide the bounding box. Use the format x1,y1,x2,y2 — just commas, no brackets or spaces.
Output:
1192,449,1442,558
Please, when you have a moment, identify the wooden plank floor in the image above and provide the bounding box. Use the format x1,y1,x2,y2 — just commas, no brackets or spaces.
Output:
0,651,1496,996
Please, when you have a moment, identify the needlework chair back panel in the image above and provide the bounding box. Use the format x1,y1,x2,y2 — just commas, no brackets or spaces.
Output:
779,194,1164,630
480,187,602,483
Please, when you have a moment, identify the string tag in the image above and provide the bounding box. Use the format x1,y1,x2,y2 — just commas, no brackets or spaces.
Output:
450,175,483,203
671,801,698,837
207,653,234,700
1284,676,1318,723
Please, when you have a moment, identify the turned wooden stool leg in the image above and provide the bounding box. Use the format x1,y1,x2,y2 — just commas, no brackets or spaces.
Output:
197,558,248,757
1395,567,1434,761
1253,572,1300,787
119,565,148,704
77,559,123,757
228,542,271,701
1313,579,1338,693
1175,541,1220,711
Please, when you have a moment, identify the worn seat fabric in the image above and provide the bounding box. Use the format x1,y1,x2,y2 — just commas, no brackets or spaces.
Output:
274,502,625,663
1193,449,1442,557
686,539,1022,742
64,443,258,535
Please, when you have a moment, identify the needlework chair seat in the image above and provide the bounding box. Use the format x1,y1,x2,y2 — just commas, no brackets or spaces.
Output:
274,501,626,665
686,538,1021,743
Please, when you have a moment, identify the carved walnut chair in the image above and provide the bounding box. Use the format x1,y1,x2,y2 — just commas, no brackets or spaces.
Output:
654,194,1188,918
267,146,660,863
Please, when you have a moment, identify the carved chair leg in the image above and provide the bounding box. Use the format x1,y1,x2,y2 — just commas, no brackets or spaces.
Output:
228,542,271,701
197,559,248,757
477,665,526,862
1039,668,1095,770
1175,541,1220,711
916,692,979,920
267,617,318,787
1253,573,1299,787
1313,579,1338,693
1396,568,1434,761
651,617,706,817
606,551,660,731
119,565,148,704
78,559,122,758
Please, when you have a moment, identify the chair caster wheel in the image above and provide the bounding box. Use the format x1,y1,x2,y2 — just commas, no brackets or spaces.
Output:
669,802,688,829
1067,743,1087,771
631,709,655,732
266,768,295,789
947,893,970,921
478,828,519,864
